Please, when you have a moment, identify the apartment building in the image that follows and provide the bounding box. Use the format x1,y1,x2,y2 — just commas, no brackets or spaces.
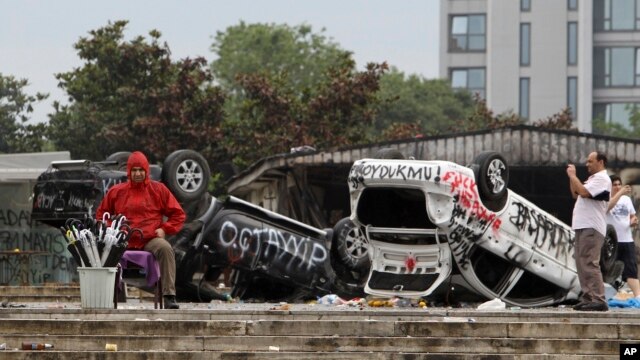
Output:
440,0,640,133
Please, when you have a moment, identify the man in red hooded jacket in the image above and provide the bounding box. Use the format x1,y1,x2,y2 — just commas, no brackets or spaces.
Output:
96,151,185,309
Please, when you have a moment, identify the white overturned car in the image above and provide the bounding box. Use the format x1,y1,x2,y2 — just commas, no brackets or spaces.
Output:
347,150,618,307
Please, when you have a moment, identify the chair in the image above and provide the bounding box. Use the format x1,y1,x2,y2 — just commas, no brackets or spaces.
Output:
116,250,163,309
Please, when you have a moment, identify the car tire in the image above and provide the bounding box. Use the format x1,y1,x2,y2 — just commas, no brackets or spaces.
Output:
329,254,367,299
329,219,368,299
105,151,132,171
600,224,619,277
471,151,509,211
162,150,211,203
373,148,405,159
332,217,370,271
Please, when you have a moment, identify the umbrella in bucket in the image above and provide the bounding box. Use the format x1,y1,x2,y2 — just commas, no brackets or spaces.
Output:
60,213,140,267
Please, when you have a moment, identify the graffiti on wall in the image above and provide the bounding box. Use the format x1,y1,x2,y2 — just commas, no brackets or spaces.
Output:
0,209,76,285
0,182,77,285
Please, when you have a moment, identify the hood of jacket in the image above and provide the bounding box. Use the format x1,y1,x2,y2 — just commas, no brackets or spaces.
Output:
126,151,151,186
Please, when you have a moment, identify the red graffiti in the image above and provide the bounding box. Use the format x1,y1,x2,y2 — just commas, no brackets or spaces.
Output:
442,171,501,231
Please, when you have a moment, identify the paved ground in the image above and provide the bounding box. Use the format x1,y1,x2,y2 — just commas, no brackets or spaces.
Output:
0,297,620,313
2,283,639,315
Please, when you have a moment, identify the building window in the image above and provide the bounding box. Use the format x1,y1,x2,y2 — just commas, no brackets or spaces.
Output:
521,0,531,12
567,77,578,118
568,0,578,10
451,68,486,99
568,22,578,65
520,23,531,66
449,14,486,52
594,0,640,31
519,78,530,119
593,103,639,129
593,47,638,87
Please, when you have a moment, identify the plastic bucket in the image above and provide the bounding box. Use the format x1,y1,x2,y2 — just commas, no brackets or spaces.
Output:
78,267,117,309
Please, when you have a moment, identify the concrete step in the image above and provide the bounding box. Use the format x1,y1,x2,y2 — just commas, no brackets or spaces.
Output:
0,351,617,360
2,333,625,356
0,318,638,339
0,334,630,354
0,285,80,296
0,316,637,356
2,305,640,323
1,295,81,303
0,285,157,305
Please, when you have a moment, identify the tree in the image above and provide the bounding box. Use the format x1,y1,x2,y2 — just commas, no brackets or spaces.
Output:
593,104,640,138
211,22,351,94
0,74,48,153
373,68,475,137
48,20,226,164
211,22,386,167
226,60,388,167
451,95,523,132
533,107,577,131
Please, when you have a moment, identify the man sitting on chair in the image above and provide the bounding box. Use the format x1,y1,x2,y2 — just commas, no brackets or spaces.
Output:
97,151,185,309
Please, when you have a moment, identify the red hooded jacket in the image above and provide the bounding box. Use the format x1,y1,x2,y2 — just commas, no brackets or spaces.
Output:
96,151,186,249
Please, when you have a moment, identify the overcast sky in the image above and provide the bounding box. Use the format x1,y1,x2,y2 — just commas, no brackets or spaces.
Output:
0,0,440,124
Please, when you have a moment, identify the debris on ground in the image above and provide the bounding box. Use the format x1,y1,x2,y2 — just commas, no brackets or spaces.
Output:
477,298,506,310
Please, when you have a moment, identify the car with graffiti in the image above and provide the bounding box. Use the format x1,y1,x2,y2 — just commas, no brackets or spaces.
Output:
347,150,619,308
30,150,363,301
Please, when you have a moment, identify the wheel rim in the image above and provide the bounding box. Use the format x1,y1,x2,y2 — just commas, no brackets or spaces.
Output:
175,159,204,193
487,159,507,194
345,226,368,260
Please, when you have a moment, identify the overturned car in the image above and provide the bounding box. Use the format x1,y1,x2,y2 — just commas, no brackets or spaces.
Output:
31,150,364,302
347,150,620,308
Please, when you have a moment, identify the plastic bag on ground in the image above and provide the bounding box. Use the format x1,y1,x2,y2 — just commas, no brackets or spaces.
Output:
317,294,346,305
477,298,506,310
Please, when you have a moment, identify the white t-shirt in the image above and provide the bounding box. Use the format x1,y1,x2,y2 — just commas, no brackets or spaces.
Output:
571,170,611,236
607,195,636,243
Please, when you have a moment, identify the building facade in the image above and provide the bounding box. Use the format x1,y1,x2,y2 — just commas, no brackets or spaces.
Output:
440,0,640,133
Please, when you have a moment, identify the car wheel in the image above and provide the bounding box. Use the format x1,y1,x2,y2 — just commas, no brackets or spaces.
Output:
373,148,405,159
105,151,132,171
471,151,509,211
332,217,370,271
329,220,368,299
329,254,367,299
600,224,619,276
162,150,211,203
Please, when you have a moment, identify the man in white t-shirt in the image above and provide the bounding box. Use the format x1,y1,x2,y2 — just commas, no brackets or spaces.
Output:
607,175,639,297
567,151,611,311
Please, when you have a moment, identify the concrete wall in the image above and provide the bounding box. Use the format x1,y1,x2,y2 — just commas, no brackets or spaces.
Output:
0,181,78,285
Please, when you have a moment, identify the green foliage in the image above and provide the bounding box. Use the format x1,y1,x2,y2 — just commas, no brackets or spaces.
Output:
211,22,385,167
211,22,351,94
381,122,424,140
48,20,227,165
452,95,523,132
593,104,640,138
0,74,48,153
226,60,388,167
374,68,475,137
533,108,577,131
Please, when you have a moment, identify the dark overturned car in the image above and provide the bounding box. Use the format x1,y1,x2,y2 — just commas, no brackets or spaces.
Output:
31,150,365,302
